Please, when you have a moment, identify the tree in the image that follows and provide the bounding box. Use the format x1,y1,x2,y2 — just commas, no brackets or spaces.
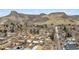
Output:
30,29,33,33
66,33,72,37
49,32,54,41
10,26,14,32
3,30,7,33
63,26,67,32
36,29,39,34
0,30,2,32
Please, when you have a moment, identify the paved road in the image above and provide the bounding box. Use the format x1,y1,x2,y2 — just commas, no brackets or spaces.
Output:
55,26,60,39
55,26,61,50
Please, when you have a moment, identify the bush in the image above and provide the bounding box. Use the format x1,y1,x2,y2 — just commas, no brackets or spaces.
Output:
66,33,72,37
49,33,54,41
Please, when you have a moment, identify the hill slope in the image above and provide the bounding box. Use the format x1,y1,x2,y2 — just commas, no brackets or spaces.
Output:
0,11,79,25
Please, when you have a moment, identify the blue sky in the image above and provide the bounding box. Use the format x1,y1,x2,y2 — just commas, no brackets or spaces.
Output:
0,9,79,17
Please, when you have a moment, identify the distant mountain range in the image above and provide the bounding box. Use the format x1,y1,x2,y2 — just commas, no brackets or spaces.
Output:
0,11,79,25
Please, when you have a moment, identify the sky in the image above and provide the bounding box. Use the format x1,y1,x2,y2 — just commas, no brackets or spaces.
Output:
0,9,79,17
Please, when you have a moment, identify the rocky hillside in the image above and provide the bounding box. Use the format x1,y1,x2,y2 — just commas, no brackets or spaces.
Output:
0,11,79,25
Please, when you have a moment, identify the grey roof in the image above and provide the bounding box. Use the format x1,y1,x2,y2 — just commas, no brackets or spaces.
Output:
65,44,79,50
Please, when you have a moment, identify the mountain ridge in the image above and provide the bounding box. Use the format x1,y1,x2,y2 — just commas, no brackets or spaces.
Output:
0,11,79,25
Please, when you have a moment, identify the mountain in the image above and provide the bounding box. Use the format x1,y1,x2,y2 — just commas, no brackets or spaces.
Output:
0,11,79,25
